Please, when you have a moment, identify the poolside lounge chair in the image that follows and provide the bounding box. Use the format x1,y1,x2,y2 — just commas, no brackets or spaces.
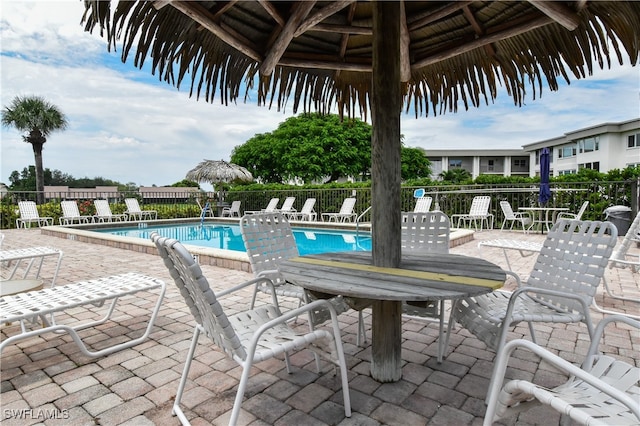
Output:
485,315,640,426
59,200,93,225
499,200,532,233
244,197,279,214
151,232,351,426
277,196,296,217
321,197,357,222
221,200,242,217
94,200,127,222
556,200,589,221
450,220,618,397
0,272,166,360
291,198,317,221
401,211,452,362
124,198,157,220
16,201,53,228
451,195,494,230
413,196,432,213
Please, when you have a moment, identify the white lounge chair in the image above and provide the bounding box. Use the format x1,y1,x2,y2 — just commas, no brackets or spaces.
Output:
485,315,640,426
450,220,618,397
0,272,166,359
556,200,589,221
94,200,127,222
291,198,317,221
413,196,432,213
451,195,494,230
221,200,242,217
277,196,296,215
401,211,452,362
322,197,357,222
244,197,279,214
151,232,351,426
16,201,53,228
124,198,157,220
59,200,93,225
499,200,532,232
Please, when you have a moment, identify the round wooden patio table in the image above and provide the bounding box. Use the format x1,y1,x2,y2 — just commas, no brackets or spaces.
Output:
279,251,506,382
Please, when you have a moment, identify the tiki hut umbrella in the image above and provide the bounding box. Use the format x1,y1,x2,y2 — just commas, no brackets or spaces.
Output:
186,159,253,188
81,1,640,382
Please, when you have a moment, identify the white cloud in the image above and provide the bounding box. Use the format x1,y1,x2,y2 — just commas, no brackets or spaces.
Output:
1,1,638,188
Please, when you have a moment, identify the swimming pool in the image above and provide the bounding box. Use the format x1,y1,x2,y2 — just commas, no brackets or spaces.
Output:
95,223,372,255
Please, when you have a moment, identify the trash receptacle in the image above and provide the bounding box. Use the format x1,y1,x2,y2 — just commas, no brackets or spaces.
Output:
604,205,632,236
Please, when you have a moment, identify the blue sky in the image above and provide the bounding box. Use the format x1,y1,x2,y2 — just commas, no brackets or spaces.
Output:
1,1,638,190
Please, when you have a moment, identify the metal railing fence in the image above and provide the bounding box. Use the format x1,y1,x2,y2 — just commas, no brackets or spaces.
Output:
1,180,636,230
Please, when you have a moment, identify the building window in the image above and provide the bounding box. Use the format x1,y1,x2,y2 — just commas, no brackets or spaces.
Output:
579,162,600,171
449,159,462,168
629,134,640,148
559,169,576,175
513,159,526,167
558,144,577,158
578,136,599,153
487,160,494,171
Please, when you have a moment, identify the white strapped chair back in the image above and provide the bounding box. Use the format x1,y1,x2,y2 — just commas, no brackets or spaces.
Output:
59,200,93,225
499,200,532,232
294,198,317,221
322,197,357,222
94,200,127,222
450,220,618,399
451,195,494,230
152,232,351,425
16,201,53,228
413,196,433,213
124,198,157,220
401,211,452,361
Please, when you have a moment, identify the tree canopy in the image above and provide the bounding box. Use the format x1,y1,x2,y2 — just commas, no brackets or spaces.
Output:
231,113,430,184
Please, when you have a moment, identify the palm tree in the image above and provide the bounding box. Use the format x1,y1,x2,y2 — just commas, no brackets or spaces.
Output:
2,96,68,204
439,168,472,184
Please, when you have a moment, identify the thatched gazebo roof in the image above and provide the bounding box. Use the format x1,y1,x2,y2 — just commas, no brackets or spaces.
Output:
81,0,639,383
82,1,639,118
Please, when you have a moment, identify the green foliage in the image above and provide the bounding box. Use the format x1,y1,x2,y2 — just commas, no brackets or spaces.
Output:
8,166,124,191
169,179,201,188
439,168,472,184
474,174,536,185
401,147,431,180
232,113,372,184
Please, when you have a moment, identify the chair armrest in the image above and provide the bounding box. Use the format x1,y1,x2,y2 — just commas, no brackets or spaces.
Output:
485,338,640,424
217,277,275,299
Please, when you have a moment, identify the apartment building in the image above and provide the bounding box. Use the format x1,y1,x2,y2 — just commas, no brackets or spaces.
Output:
425,118,639,179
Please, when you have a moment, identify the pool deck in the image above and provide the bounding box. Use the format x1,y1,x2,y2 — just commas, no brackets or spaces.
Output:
1,226,638,425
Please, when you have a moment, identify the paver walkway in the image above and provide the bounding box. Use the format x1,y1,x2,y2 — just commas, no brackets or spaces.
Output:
1,227,638,425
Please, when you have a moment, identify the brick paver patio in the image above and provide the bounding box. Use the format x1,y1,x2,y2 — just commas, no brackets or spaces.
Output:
1,227,638,425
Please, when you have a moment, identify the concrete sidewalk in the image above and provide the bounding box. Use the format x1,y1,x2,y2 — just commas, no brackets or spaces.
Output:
1,227,638,425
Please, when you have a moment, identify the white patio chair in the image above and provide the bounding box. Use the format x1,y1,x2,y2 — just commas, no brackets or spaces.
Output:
449,220,618,397
239,213,367,341
401,211,452,362
451,195,494,230
592,210,640,318
16,201,53,228
484,315,640,426
413,196,432,213
322,197,357,222
151,232,351,426
124,198,157,220
277,196,296,217
59,200,93,225
221,200,242,217
94,200,128,222
499,200,532,232
244,197,279,214
556,200,589,221
291,198,317,221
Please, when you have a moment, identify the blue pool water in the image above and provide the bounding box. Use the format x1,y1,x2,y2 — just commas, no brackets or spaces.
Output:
96,224,372,255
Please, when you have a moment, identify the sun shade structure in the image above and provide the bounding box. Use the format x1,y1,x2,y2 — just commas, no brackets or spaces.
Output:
82,1,639,382
185,159,253,185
